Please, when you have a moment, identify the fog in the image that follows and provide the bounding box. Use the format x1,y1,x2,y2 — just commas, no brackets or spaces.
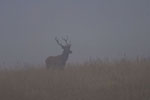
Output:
0,0,149,65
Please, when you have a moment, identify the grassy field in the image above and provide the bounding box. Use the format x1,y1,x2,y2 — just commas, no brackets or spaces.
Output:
0,58,150,100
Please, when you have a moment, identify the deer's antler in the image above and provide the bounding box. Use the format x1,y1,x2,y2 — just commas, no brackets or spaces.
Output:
62,35,71,46
55,37,64,48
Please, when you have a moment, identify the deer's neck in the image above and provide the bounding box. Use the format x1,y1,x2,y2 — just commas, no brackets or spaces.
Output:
61,51,70,61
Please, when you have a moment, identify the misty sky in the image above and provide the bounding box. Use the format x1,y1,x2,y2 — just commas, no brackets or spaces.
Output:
0,0,149,65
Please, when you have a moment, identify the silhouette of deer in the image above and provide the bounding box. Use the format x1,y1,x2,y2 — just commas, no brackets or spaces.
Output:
45,36,72,69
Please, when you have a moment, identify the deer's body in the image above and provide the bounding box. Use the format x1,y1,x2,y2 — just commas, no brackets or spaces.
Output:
45,37,72,69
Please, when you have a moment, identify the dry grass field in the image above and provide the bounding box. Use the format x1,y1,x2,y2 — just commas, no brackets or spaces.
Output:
0,58,150,100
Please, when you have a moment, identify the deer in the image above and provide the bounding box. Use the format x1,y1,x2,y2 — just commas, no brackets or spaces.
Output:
45,36,72,69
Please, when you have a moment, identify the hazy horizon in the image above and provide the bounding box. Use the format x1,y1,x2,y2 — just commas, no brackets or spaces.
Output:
0,0,149,66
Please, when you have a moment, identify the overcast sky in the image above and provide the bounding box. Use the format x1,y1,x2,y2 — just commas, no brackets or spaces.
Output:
0,0,149,65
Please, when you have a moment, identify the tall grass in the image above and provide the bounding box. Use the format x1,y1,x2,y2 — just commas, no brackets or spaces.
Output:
0,58,150,100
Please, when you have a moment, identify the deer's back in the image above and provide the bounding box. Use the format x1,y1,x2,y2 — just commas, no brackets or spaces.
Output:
45,55,65,66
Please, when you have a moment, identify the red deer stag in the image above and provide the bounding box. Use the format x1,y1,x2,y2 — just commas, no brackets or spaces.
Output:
45,37,72,69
